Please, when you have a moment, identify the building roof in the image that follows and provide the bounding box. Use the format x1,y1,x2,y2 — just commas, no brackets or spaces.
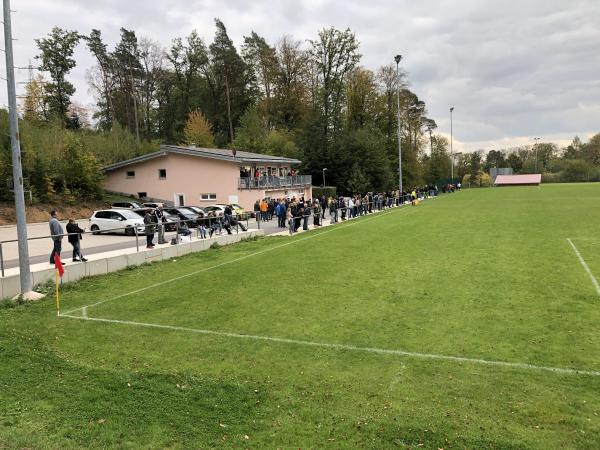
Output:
495,174,541,185
102,145,302,173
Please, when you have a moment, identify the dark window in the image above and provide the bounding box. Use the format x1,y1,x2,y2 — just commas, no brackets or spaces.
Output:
159,169,167,179
126,170,135,178
138,192,147,199
95,211,110,219
110,212,125,221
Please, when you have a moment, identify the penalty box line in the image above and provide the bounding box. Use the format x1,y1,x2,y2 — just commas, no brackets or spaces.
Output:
61,205,417,317
567,238,600,296
59,313,600,378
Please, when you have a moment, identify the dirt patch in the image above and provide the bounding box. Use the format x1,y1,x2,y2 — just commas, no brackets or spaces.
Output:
0,201,112,226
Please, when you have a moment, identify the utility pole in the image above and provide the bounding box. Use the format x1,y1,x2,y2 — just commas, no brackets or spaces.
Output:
450,106,454,181
3,0,41,300
395,55,403,194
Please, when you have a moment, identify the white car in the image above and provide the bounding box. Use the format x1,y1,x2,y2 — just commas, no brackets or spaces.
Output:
203,205,228,217
90,209,146,236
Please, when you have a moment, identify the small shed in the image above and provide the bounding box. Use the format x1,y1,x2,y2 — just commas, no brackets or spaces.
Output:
494,174,541,186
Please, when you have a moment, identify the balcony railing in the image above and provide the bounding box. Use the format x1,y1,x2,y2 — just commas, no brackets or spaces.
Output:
238,175,312,190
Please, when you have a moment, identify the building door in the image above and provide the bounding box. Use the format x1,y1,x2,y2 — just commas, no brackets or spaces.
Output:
174,193,186,206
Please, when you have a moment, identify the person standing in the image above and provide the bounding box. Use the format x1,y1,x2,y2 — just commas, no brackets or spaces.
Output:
49,210,64,265
66,219,87,262
302,202,311,230
143,210,156,248
153,205,167,244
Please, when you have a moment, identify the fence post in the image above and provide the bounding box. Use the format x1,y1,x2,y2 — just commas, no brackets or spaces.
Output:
0,242,4,277
134,226,140,252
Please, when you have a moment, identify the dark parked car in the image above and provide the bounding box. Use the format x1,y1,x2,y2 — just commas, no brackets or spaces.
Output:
131,208,179,231
182,206,207,217
164,207,201,226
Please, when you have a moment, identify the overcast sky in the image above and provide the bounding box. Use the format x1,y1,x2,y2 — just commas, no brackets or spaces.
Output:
1,0,599,152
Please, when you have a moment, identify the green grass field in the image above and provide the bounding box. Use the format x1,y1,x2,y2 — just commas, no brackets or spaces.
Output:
2,184,600,449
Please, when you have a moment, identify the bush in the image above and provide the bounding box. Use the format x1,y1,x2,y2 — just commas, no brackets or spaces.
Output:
462,171,491,187
312,186,337,198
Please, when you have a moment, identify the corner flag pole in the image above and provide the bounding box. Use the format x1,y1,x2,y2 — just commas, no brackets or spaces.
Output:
55,268,60,316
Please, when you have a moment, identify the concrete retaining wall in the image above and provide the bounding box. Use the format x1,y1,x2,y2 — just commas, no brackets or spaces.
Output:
0,230,263,300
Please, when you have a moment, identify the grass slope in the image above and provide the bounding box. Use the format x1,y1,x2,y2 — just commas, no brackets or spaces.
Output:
1,184,600,449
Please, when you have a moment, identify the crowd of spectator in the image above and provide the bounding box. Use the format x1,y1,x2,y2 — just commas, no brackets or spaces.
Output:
252,184,458,235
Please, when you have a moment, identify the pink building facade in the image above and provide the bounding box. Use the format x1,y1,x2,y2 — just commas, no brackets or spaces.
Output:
102,145,312,209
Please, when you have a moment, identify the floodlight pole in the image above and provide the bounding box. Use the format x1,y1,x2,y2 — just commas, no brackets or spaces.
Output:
322,168,327,188
3,0,33,294
395,55,403,194
450,106,454,182
533,137,540,173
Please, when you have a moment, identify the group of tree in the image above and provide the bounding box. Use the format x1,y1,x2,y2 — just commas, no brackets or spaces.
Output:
10,20,447,202
4,20,599,204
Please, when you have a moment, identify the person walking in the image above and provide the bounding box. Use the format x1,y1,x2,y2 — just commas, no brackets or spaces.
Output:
49,210,64,265
143,210,156,248
66,218,87,262
153,205,167,244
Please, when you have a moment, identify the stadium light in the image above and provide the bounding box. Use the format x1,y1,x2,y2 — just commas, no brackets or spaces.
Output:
395,54,403,193
450,107,455,181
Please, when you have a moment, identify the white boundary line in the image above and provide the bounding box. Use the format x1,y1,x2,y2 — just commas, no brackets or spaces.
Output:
567,238,600,295
61,205,416,316
59,314,600,377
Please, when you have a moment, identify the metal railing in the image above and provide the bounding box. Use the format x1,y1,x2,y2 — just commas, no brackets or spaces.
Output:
238,175,312,190
0,214,251,278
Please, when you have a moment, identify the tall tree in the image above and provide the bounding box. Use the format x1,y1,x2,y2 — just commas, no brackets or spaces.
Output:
209,19,254,144
84,29,114,129
273,36,309,129
242,32,278,126
35,27,81,125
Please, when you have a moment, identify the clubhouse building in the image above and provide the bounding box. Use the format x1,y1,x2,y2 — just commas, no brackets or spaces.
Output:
102,145,312,209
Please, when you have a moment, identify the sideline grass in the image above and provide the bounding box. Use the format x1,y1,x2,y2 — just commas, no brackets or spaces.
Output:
2,184,600,449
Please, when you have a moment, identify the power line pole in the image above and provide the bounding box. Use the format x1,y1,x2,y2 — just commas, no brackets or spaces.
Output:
395,55,403,194
3,0,41,299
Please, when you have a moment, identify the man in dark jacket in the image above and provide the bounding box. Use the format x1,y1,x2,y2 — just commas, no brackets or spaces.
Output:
66,219,87,262
143,210,156,248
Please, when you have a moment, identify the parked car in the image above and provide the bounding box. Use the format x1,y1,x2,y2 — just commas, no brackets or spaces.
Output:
111,201,143,209
203,205,227,217
132,208,178,231
205,204,249,220
183,206,207,217
142,202,164,208
90,209,146,235
163,207,201,226
229,203,250,220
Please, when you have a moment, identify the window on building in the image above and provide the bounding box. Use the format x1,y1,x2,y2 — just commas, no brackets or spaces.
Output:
126,170,135,178
158,169,167,179
200,193,217,201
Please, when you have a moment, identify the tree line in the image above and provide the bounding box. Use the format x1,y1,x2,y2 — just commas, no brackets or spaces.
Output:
457,134,600,186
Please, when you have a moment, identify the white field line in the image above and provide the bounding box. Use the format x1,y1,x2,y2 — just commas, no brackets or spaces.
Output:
567,238,600,295
59,314,600,377
61,205,415,316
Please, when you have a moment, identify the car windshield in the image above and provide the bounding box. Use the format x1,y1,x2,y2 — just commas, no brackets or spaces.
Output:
178,208,196,215
120,210,142,219
231,204,243,210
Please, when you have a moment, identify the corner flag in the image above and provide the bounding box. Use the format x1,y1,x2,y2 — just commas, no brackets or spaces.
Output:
55,252,64,315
